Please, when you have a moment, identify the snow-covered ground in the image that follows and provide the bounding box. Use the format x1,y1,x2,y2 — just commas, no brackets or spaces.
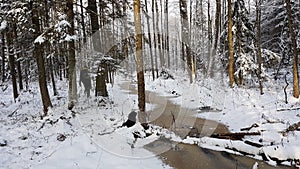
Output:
0,78,172,169
1,69,300,168
143,70,300,167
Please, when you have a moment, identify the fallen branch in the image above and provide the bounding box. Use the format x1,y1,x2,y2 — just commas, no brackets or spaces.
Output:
277,107,300,112
211,132,260,140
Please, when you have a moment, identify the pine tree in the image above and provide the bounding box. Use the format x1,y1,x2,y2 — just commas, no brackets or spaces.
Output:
232,0,256,85
220,0,257,86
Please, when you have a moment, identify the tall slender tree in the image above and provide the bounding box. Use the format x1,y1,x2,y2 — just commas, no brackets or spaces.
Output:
1,33,5,83
88,0,108,97
228,0,234,87
145,0,155,80
31,1,52,114
255,0,263,95
134,0,146,124
209,0,221,77
7,31,18,100
67,0,77,109
285,0,299,98
180,0,193,83
152,0,159,77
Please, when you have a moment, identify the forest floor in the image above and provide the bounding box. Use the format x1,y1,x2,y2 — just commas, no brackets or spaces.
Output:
0,70,300,169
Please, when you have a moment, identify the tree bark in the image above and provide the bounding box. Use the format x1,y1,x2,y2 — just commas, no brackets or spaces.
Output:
227,0,234,87
1,33,5,83
164,0,170,68
255,0,263,95
145,0,155,81
79,0,87,44
67,0,77,108
7,31,18,101
31,1,52,114
155,0,163,69
134,0,146,124
285,0,299,98
122,0,129,73
180,0,192,83
12,24,23,91
152,0,159,78
88,0,108,97
210,0,221,77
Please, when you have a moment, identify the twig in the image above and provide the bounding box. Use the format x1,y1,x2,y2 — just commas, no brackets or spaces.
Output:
284,72,289,104
8,108,19,117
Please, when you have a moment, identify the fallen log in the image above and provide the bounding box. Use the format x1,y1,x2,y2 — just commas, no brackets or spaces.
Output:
211,132,260,140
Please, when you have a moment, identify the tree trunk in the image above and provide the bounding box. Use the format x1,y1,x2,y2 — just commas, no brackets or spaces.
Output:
16,54,23,91
122,0,129,73
7,31,18,101
210,0,221,77
160,0,165,65
95,62,108,97
24,56,29,90
152,0,159,78
12,24,23,91
207,1,212,76
50,56,58,96
134,0,146,124
256,0,263,95
155,0,163,70
31,1,52,114
180,0,192,83
88,0,108,97
145,0,155,81
164,0,170,68
285,0,299,98
79,0,87,44
1,33,6,83
189,0,196,81
88,0,100,52
227,0,234,87
67,0,77,108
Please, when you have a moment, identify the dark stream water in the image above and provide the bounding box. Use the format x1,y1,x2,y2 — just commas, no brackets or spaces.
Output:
119,81,289,169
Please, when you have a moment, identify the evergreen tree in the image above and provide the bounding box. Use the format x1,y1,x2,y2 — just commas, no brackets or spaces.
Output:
261,0,300,65
232,0,256,85
220,0,259,85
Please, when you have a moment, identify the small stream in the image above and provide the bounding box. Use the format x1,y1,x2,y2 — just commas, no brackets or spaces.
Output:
119,82,289,169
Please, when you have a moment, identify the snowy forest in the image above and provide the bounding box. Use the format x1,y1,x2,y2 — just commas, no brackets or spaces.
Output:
1,0,300,168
